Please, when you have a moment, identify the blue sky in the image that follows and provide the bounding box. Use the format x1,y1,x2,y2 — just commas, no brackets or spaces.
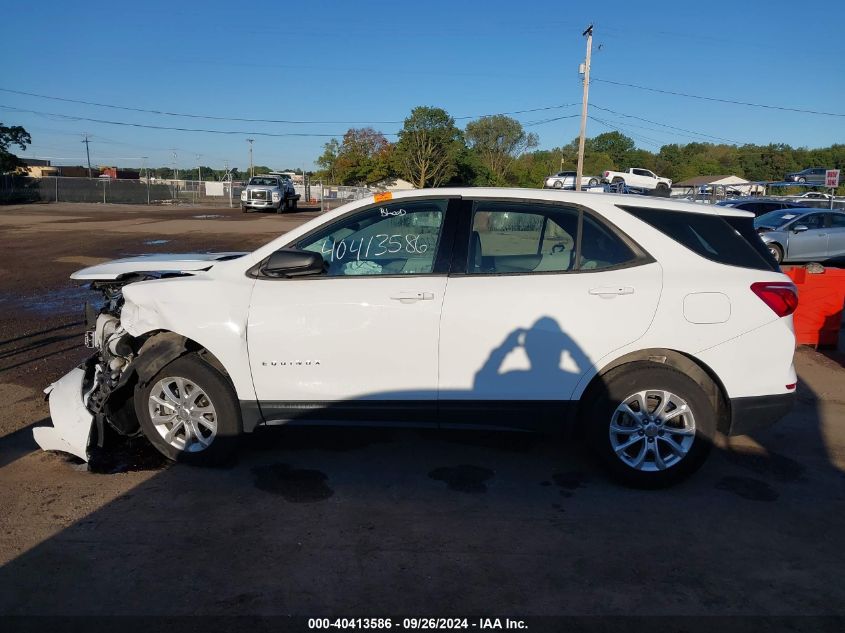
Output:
2,0,844,171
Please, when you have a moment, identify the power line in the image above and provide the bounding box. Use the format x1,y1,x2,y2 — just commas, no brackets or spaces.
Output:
591,77,845,117
0,87,578,125
587,115,663,148
0,105,362,137
590,103,745,144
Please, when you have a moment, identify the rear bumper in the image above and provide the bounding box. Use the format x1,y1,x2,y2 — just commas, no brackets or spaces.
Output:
727,392,795,436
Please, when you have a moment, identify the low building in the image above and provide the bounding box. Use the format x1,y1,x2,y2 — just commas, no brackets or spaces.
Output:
672,175,764,196
16,158,59,178
100,167,140,180
371,177,416,192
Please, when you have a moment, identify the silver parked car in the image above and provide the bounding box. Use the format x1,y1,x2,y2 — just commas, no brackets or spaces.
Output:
755,208,845,263
543,171,600,189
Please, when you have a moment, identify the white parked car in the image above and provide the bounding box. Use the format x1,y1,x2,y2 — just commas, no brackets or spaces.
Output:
36,189,797,487
544,171,600,189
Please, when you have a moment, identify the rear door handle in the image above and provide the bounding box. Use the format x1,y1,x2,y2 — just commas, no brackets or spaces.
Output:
589,286,634,297
390,291,434,303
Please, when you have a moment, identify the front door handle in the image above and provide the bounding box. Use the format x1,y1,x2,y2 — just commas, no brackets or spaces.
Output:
589,286,634,297
390,291,434,303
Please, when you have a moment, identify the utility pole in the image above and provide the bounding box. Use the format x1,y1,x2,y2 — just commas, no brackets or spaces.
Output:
142,156,150,204
575,24,593,192
225,160,233,208
247,138,255,178
172,150,179,180
82,134,92,178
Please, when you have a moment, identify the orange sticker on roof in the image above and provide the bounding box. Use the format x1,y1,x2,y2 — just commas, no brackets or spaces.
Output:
373,192,392,203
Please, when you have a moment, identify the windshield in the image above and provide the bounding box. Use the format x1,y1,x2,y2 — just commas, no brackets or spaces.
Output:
754,210,802,228
248,177,279,186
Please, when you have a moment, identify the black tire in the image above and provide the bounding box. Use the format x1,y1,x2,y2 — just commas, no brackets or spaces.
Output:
553,180,563,189
588,178,599,186
611,177,624,184
291,198,298,210
583,362,715,488
798,177,806,184
768,242,784,263
653,183,671,198
134,354,242,466
276,201,285,214
242,205,249,213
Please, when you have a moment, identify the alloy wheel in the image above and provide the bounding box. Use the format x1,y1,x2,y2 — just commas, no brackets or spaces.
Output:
148,376,218,452
609,389,696,472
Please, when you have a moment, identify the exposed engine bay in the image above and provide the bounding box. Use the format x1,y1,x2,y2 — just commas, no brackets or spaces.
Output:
33,253,246,462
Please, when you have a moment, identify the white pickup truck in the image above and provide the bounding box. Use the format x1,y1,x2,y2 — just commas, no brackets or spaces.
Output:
601,168,672,193
241,174,300,213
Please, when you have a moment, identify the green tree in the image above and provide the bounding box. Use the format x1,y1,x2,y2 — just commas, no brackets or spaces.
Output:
464,115,538,185
316,138,340,182
0,123,32,173
335,127,393,185
586,131,635,168
393,106,464,188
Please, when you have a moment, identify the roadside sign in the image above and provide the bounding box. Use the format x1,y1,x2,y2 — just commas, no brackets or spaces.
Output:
826,169,840,188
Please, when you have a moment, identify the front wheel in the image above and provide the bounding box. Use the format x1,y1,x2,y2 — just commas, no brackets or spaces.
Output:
553,180,563,189
768,242,784,263
798,177,807,184
135,354,242,466
584,363,715,488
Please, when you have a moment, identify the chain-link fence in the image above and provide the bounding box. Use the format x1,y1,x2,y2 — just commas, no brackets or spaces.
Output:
1,176,377,211
318,185,373,212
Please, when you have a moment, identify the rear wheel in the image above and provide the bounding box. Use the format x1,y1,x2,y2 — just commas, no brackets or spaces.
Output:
768,242,784,263
584,363,715,488
588,178,599,186
135,354,241,466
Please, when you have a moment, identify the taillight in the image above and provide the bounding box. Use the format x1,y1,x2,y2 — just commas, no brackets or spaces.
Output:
750,282,798,317
603,171,609,177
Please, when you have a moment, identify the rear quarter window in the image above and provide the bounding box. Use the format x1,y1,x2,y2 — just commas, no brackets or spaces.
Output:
621,206,779,272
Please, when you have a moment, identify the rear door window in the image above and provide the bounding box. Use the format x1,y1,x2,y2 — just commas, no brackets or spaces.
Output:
466,201,639,274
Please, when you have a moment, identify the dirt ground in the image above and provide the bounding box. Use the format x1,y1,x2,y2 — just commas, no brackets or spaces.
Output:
1,202,844,619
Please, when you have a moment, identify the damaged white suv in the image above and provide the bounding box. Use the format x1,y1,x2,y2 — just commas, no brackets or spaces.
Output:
36,188,798,487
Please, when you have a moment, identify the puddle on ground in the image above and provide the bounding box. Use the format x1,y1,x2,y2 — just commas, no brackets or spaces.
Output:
193,214,224,219
715,476,779,501
0,285,100,317
552,471,588,497
429,464,494,493
144,239,170,245
252,463,334,502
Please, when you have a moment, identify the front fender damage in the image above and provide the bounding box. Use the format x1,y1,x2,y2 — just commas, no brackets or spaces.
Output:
33,324,189,463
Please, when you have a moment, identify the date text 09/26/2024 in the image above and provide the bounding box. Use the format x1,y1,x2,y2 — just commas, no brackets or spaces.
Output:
308,618,528,630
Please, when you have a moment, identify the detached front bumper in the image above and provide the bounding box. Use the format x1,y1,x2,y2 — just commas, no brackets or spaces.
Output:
33,367,95,461
727,392,795,436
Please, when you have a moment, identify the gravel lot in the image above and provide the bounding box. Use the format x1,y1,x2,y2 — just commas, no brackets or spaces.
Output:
0,202,844,618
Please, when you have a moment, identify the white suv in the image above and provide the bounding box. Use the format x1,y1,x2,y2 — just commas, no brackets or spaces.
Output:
36,189,798,487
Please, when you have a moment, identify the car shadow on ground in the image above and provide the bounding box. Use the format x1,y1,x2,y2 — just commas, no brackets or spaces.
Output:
1,333,844,616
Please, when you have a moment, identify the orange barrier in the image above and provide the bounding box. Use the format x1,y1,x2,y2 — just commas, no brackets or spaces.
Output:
782,266,845,348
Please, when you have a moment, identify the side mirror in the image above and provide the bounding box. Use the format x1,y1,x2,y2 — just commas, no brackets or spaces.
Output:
263,249,325,278
792,224,809,233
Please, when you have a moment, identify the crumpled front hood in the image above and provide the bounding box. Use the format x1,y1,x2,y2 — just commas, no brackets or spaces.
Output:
70,252,247,281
